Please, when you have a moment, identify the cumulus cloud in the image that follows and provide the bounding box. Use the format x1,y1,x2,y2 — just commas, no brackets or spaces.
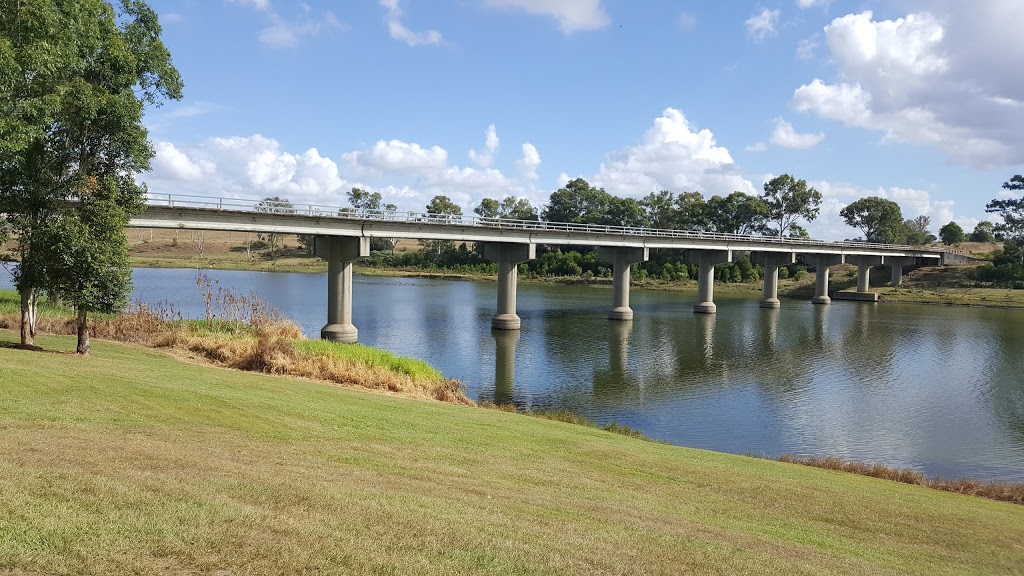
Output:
515,143,542,180
380,0,443,46
745,142,768,153
792,7,1024,167
746,8,780,40
770,117,825,149
482,0,610,34
468,124,500,168
807,180,967,239
591,108,754,198
342,139,448,177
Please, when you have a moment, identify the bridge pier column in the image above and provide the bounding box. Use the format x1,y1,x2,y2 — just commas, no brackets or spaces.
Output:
692,250,732,314
856,256,883,293
484,242,536,330
888,257,914,287
597,246,649,320
316,236,370,343
808,254,845,305
752,252,796,309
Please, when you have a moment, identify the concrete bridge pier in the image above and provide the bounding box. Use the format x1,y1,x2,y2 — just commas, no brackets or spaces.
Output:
597,246,649,320
316,236,370,343
752,252,796,309
692,250,732,314
856,256,884,293
809,254,845,305
493,330,519,405
484,242,536,330
888,257,914,287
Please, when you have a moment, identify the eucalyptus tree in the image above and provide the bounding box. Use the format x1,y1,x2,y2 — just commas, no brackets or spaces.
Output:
840,196,905,244
705,192,769,235
986,175,1024,241
760,174,822,237
0,0,183,351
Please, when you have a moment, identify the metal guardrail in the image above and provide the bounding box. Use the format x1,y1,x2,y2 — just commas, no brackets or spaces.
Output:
144,192,919,251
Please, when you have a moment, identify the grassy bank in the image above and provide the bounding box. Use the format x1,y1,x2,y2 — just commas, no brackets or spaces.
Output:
2,332,1023,575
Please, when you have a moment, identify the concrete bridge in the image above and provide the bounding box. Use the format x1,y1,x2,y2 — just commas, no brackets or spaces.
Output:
131,194,945,343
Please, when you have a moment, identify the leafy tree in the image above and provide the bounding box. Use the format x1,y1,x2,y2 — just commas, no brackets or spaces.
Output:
475,196,538,221
840,196,905,244
255,196,294,259
347,187,383,216
604,196,649,228
903,215,936,245
985,175,1024,240
542,178,612,224
422,195,463,256
761,174,822,237
970,221,996,243
705,192,769,235
787,223,811,239
0,0,182,350
474,198,500,219
674,191,708,230
641,190,677,229
939,221,965,245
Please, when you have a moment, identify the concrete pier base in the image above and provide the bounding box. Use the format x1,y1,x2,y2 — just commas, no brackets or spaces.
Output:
316,236,370,343
810,254,845,305
752,252,796,309
484,242,536,330
598,247,649,320
692,250,732,314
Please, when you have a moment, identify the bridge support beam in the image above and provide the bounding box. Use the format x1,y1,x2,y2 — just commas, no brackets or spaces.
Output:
691,250,732,314
484,242,536,330
855,256,884,293
808,254,845,305
888,257,914,287
316,236,370,343
752,252,796,309
597,246,649,320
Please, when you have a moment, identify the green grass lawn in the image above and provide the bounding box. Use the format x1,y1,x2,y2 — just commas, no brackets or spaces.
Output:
2,332,1023,575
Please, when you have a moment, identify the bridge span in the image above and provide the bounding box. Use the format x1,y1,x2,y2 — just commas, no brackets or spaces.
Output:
131,194,944,343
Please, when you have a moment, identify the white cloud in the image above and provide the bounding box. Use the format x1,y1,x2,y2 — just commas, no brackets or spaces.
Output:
591,108,754,198
342,139,448,177
797,0,828,8
807,180,967,239
770,117,825,149
228,0,340,47
380,0,443,46
792,7,1024,168
745,142,768,153
746,8,780,40
515,143,542,180
151,142,216,182
796,35,819,60
468,124,500,168
483,0,609,34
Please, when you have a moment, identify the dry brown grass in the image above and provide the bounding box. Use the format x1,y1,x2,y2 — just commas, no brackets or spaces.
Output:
778,455,1024,505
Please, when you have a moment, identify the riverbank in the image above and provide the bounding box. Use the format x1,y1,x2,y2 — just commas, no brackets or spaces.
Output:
2,331,1023,575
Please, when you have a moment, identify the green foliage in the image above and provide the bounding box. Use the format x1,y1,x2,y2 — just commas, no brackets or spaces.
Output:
986,175,1024,241
840,197,905,243
426,194,462,217
475,196,538,221
705,192,769,235
969,240,1024,288
254,197,293,259
904,216,936,245
293,339,444,382
674,191,708,230
542,178,612,224
970,221,996,243
939,221,965,245
761,174,823,237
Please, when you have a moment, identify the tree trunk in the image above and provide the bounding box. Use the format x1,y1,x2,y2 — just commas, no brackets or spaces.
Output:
76,307,90,355
19,289,37,347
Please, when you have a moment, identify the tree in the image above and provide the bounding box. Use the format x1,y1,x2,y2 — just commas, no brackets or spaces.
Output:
641,190,677,229
970,221,996,243
474,198,500,219
839,197,905,244
475,196,538,221
255,196,294,259
604,197,648,228
705,192,769,235
422,195,462,255
939,221,965,245
761,174,822,237
904,216,936,245
985,175,1024,240
347,187,383,217
542,178,612,224
0,0,182,350
674,191,708,230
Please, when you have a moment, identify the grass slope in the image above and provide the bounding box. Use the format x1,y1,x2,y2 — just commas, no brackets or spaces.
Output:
2,333,1023,575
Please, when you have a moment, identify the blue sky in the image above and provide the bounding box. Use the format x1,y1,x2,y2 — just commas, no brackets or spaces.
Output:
141,0,1024,240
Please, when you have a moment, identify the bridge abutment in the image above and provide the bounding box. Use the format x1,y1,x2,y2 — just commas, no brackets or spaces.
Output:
484,242,536,330
809,254,845,305
752,252,796,309
316,236,370,343
597,247,649,320
693,250,732,314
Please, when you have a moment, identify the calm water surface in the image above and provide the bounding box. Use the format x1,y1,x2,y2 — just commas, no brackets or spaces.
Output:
6,267,1023,481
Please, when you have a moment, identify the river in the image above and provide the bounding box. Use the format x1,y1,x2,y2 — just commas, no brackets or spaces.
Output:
4,266,1023,482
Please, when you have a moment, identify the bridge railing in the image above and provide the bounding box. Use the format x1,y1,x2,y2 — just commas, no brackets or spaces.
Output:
144,192,916,251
